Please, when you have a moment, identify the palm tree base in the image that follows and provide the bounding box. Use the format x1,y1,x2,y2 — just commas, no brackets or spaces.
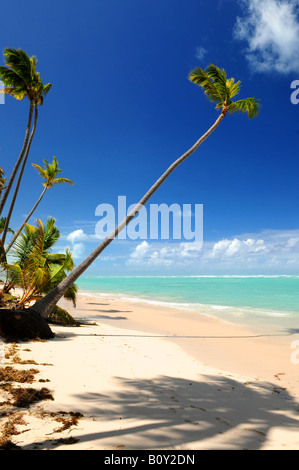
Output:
0,308,54,341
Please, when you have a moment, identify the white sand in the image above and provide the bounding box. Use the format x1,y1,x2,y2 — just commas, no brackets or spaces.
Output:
1,293,299,450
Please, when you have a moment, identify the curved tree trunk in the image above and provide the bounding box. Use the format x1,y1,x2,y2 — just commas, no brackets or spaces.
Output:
0,100,34,216
2,105,38,246
5,185,47,253
32,112,225,318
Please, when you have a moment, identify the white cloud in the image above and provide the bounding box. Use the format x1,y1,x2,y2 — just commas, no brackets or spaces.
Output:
208,237,267,259
71,242,85,259
66,229,88,244
234,0,299,73
125,228,299,272
195,46,207,61
128,240,204,267
65,229,89,259
129,241,150,260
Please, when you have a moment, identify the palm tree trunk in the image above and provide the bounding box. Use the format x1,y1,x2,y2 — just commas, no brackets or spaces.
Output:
0,100,34,216
32,112,225,318
1,105,38,246
5,185,47,253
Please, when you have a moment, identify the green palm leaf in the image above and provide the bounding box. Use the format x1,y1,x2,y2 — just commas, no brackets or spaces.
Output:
6,264,25,289
43,218,60,251
188,66,224,105
52,177,74,186
32,163,48,179
225,78,241,100
205,64,228,99
3,48,33,84
227,98,261,119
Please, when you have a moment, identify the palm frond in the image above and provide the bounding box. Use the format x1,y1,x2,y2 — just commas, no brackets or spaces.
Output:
3,48,32,85
32,266,51,289
227,97,261,119
6,263,25,289
188,66,224,105
42,83,52,97
43,218,60,250
226,78,241,100
24,220,45,274
12,224,37,264
46,252,70,265
0,67,27,90
32,162,47,179
63,283,78,307
205,64,228,99
52,177,74,186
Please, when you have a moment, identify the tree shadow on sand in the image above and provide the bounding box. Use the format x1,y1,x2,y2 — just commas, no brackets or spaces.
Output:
23,373,299,450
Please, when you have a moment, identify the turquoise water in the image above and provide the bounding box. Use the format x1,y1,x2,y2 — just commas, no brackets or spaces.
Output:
76,276,299,333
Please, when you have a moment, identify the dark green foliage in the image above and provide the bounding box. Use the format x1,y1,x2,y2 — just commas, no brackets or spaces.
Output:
47,305,80,327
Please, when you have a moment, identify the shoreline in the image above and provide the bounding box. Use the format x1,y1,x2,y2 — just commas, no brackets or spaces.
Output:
62,292,299,396
1,291,299,450
75,283,299,336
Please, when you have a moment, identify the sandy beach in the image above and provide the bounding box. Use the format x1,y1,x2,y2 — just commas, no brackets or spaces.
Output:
1,292,299,450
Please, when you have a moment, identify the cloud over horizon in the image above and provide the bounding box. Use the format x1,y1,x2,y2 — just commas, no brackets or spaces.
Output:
62,225,299,274
127,228,299,273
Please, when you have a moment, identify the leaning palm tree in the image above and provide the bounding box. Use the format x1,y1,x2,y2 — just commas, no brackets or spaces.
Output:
5,157,73,253
0,167,5,199
31,64,260,319
0,48,51,219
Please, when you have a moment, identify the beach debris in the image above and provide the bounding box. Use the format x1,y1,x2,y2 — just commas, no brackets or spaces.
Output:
274,373,285,381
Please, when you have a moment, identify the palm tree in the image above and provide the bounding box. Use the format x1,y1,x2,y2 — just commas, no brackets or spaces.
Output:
6,218,77,310
1,102,39,246
31,64,260,319
0,217,13,284
5,157,73,253
0,167,5,199
0,48,51,219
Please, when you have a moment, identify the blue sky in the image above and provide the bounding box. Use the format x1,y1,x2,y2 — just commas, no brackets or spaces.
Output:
1,0,299,275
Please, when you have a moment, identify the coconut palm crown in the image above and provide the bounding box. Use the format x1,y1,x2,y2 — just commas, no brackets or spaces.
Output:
5,157,73,254
0,48,51,104
32,157,74,189
188,63,260,119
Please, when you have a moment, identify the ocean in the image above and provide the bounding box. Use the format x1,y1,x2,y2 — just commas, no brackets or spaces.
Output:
76,276,299,334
